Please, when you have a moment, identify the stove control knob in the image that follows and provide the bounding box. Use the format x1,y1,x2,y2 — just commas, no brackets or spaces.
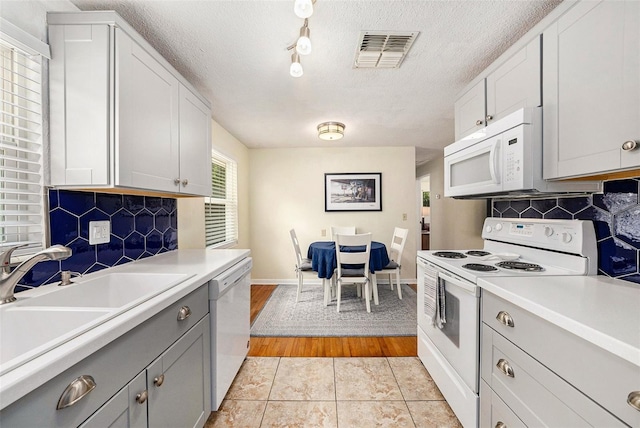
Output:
485,225,493,233
561,232,572,243
495,223,503,231
544,226,554,237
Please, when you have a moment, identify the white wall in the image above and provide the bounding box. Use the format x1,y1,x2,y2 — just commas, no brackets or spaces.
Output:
249,146,417,283
417,156,485,249
178,119,251,249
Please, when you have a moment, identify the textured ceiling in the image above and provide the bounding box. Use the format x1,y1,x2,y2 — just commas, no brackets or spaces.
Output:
69,0,562,164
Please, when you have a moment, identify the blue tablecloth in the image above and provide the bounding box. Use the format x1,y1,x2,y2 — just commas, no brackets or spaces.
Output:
307,241,390,279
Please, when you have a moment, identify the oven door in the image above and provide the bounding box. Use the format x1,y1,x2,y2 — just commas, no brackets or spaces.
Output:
444,134,503,197
417,258,480,393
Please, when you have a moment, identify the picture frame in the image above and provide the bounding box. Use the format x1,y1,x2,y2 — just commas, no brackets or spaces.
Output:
324,173,382,212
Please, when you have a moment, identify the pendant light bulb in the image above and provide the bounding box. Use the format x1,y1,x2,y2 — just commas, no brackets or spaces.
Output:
296,22,312,55
290,52,303,77
294,0,313,19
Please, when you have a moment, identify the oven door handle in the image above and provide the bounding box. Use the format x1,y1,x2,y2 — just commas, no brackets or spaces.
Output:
436,270,478,296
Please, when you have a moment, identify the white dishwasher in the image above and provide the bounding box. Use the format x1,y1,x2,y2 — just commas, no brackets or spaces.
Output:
208,257,252,410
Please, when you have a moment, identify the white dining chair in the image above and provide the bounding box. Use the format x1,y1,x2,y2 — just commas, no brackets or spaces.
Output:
330,226,356,241
334,233,372,313
375,227,409,299
289,229,317,302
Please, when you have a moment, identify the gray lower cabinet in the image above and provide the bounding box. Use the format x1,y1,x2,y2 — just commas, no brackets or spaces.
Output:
0,285,211,428
80,371,147,428
480,291,634,427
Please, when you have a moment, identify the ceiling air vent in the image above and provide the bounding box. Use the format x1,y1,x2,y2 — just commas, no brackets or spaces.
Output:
354,31,419,69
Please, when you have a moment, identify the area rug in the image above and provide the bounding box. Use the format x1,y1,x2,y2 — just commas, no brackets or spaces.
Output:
250,283,417,337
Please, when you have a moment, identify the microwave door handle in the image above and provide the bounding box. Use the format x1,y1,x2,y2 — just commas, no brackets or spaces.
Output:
489,139,500,184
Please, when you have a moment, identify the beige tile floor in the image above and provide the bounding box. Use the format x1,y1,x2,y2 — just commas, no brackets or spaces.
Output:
206,357,462,428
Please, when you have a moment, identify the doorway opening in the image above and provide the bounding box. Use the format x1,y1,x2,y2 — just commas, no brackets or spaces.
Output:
418,175,430,250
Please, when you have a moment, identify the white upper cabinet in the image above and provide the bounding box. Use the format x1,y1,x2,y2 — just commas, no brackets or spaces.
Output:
48,12,212,196
454,36,541,141
543,0,640,179
454,80,486,140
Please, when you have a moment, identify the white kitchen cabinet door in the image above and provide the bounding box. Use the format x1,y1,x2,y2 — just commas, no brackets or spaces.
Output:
178,85,212,196
486,36,541,126
454,79,486,140
543,0,640,179
116,28,181,193
48,24,111,186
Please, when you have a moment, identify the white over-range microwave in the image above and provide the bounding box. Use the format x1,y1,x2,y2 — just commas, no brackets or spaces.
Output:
444,108,601,198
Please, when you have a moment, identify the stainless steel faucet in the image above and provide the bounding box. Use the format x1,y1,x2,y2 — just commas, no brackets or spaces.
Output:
0,244,72,304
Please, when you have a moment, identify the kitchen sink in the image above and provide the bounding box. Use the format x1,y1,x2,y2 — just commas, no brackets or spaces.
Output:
1,272,193,376
0,308,111,375
15,273,191,309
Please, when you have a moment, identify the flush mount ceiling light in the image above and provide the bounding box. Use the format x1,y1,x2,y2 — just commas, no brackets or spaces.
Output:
317,122,345,141
294,0,313,18
296,19,312,55
290,52,303,77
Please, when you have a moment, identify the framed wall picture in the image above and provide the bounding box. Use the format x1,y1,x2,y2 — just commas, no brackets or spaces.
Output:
324,173,382,212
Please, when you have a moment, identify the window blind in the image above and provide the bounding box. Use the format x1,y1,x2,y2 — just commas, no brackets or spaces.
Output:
0,40,45,257
204,151,238,248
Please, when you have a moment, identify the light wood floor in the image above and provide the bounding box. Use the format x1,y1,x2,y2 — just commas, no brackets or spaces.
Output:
248,284,417,357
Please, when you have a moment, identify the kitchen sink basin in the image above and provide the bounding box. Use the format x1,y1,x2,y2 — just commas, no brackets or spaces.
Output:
1,272,193,376
15,273,191,309
0,308,111,375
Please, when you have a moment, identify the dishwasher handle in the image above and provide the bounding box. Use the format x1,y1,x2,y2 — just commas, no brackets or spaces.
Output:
209,257,252,299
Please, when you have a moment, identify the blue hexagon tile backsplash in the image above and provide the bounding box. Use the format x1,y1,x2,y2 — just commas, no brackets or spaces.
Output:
17,190,178,290
492,178,640,285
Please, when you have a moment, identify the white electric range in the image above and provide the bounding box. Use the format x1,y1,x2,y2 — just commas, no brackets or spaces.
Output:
416,218,597,428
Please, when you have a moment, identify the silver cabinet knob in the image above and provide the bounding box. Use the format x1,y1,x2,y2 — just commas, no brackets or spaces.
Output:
476,119,484,126
181,179,189,186
177,305,192,321
135,390,148,404
56,375,97,410
496,311,514,327
628,391,640,411
496,359,515,378
622,140,638,151
173,178,181,185
153,374,165,387
486,115,493,122
495,422,507,428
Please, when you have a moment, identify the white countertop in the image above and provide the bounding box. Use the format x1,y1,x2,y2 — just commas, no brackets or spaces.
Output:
478,275,640,367
0,248,249,409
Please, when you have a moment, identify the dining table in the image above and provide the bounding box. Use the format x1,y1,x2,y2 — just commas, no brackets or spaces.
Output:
307,240,391,280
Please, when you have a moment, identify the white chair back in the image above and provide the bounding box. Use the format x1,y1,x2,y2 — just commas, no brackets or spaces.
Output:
335,233,372,278
330,226,356,241
388,227,409,265
289,228,304,266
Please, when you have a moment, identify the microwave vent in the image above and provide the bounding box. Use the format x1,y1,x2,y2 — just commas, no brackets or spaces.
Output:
354,31,419,69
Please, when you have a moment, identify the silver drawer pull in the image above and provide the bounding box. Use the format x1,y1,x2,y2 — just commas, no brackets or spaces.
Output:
135,390,148,404
496,311,514,327
177,305,191,321
496,359,515,378
628,391,640,411
495,422,506,428
154,374,165,387
622,140,638,151
56,375,96,410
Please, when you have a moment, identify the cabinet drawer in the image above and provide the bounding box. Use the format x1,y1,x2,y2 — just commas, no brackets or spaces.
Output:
481,323,624,427
482,291,639,427
480,379,525,428
0,285,208,427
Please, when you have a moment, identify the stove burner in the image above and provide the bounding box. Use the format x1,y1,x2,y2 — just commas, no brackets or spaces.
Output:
466,250,491,257
462,263,499,272
496,261,544,272
433,251,467,259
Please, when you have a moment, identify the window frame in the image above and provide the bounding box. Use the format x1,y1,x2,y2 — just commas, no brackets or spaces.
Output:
204,149,238,249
